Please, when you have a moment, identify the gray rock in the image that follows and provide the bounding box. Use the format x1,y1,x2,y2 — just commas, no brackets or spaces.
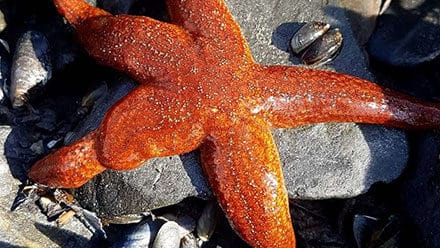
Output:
72,0,408,218
399,132,440,247
0,126,93,247
276,125,407,199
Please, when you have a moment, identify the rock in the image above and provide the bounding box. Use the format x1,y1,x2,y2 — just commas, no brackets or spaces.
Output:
276,124,407,199
399,132,440,247
44,16,82,72
71,0,408,218
368,0,440,66
0,126,93,247
35,108,57,132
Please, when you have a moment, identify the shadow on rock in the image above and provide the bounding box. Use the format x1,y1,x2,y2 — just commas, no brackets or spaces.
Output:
34,223,93,248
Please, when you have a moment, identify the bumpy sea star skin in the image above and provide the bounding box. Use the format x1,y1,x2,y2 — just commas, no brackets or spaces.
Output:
28,0,440,247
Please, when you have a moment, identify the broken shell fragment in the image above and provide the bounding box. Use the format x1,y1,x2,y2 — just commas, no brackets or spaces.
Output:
290,22,330,54
10,31,52,108
38,196,65,218
77,83,108,116
56,209,76,226
301,28,343,67
180,233,199,248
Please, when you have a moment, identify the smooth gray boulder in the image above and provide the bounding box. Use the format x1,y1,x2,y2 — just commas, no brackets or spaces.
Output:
72,0,408,218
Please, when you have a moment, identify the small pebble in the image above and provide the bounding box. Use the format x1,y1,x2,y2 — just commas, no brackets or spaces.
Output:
47,138,62,149
30,140,44,155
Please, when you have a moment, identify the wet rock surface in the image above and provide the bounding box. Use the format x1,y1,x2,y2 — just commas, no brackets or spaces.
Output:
0,0,438,247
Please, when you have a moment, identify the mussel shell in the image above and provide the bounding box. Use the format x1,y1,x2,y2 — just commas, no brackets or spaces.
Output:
152,221,181,248
290,21,330,54
301,28,343,66
196,201,220,242
10,31,52,108
110,219,152,248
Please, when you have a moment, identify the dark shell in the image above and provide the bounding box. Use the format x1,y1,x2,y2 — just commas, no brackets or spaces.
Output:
301,28,343,67
196,201,220,242
290,22,330,54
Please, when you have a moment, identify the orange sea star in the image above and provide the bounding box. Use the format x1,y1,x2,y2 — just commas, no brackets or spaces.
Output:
28,0,440,247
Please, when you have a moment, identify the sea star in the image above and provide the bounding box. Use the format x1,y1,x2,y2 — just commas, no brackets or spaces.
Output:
27,0,440,247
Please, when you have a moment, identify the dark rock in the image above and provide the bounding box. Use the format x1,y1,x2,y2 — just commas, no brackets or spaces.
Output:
368,0,440,66
35,108,57,131
399,132,440,247
290,200,346,247
98,0,137,14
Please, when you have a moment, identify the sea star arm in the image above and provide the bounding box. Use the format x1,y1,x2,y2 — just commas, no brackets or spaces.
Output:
28,85,206,187
96,85,206,170
53,0,110,27
253,65,440,129
166,0,254,64
28,130,106,188
199,117,295,247
54,0,201,86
